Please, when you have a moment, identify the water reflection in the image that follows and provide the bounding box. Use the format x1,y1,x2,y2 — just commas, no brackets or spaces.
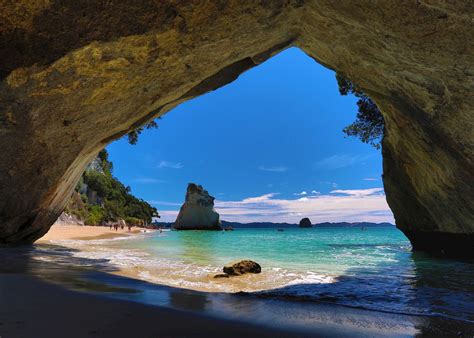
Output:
169,289,209,311
1,243,473,337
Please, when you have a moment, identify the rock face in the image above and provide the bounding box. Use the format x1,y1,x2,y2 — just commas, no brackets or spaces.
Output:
0,2,472,257
223,260,262,276
55,212,84,226
299,218,312,228
173,184,221,230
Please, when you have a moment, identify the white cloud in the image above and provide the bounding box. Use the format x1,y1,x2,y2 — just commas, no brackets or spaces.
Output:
258,165,288,172
311,190,320,195
156,210,179,221
213,187,393,224
330,188,384,197
241,193,278,203
158,161,183,169
363,177,379,181
133,177,165,184
153,188,394,224
293,191,307,196
315,154,373,169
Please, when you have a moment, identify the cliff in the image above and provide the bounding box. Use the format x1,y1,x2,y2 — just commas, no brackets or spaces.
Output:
64,150,159,226
0,2,472,257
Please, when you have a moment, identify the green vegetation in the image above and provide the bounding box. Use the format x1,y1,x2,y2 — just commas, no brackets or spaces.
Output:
336,74,385,149
66,149,159,225
127,119,160,145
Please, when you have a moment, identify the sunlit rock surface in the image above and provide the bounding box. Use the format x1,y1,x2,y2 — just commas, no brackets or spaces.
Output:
0,1,472,257
173,184,221,230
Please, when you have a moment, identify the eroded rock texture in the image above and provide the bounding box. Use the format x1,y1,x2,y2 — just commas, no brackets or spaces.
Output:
0,1,472,256
174,183,221,230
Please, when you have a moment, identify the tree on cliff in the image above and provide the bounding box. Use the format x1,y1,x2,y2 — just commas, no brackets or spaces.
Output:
67,149,159,225
126,118,161,145
125,76,384,149
336,74,385,149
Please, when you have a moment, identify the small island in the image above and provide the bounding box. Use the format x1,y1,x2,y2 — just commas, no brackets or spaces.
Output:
299,217,312,228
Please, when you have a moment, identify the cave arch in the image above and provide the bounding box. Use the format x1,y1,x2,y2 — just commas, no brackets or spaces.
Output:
0,1,472,257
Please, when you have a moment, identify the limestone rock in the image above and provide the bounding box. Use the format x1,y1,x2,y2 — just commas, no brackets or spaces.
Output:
173,184,221,230
299,218,312,228
223,260,262,276
211,273,230,279
0,1,472,257
55,212,84,226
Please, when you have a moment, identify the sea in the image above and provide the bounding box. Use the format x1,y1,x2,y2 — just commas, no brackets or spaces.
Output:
36,225,474,325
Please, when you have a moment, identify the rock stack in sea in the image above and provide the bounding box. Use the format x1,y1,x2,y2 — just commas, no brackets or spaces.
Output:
299,217,312,228
173,183,222,230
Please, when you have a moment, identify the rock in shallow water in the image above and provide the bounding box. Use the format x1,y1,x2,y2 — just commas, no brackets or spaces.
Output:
223,260,261,276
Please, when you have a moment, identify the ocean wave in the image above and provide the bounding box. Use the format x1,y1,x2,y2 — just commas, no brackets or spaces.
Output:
255,278,474,323
67,244,474,323
38,229,474,324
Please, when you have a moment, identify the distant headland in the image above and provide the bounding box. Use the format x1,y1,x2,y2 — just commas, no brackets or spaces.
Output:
155,220,394,229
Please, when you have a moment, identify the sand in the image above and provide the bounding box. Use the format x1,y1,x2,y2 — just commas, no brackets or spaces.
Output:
0,274,320,338
6,225,320,337
2,225,473,337
38,224,148,242
1,266,472,338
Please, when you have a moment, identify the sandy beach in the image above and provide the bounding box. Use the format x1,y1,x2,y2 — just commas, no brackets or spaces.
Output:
1,225,473,337
38,224,148,242
0,274,320,338
8,225,313,338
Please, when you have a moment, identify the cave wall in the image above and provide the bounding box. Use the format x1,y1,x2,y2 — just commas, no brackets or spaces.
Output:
0,1,472,256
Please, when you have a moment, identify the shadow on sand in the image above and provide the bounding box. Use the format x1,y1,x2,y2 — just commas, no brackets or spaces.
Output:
1,243,473,337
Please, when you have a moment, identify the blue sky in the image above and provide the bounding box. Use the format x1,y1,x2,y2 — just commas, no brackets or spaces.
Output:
107,47,394,223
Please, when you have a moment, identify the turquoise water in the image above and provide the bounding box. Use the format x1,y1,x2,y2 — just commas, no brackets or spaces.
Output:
51,226,474,322
127,227,408,275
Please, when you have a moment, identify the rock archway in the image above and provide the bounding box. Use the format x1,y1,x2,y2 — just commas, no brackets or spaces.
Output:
0,1,472,257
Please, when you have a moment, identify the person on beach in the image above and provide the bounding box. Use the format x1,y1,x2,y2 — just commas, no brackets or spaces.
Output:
128,224,132,232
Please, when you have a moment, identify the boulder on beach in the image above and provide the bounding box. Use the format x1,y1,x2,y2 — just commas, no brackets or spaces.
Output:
299,217,312,228
173,183,221,230
223,260,261,276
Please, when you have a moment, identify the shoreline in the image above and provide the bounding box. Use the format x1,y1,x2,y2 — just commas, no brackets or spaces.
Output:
39,225,336,295
0,273,319,338
0,226,472,337
38,223,153,242
1,261,473,337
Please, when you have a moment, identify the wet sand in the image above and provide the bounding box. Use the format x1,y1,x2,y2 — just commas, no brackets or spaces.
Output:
1,266,473,338
0,274,320,338
2,225,470,337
